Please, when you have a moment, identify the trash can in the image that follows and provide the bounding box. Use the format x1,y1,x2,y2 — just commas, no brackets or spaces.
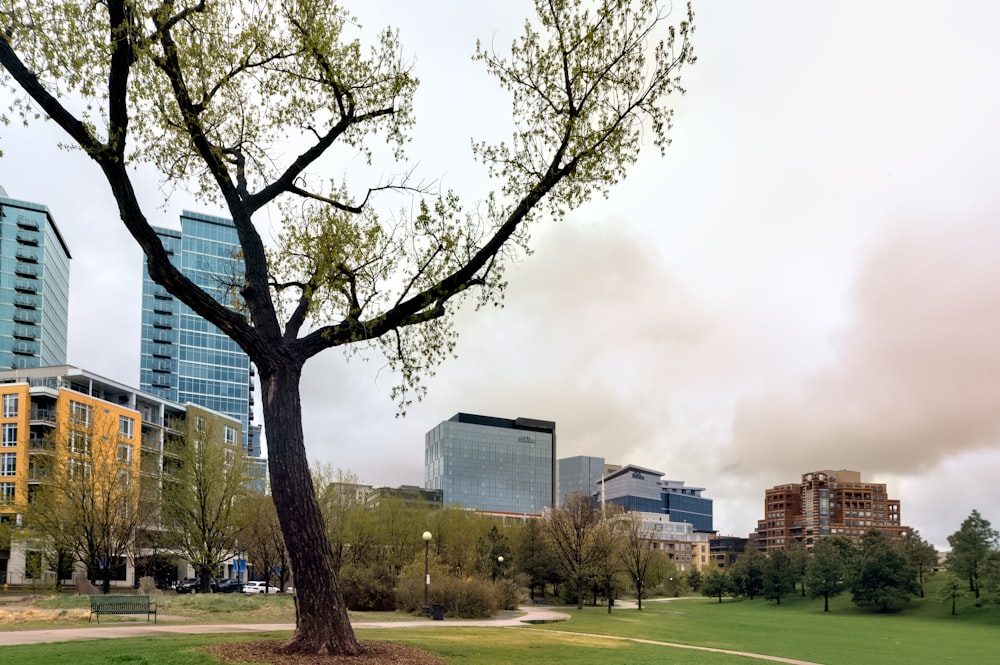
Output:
432,604,445,620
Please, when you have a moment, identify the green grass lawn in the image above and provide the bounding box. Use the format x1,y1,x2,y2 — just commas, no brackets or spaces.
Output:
527,590,1000,665
3,576,999,664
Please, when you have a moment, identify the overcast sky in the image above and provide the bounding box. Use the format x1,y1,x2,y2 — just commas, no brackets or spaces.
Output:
3,1,1000,550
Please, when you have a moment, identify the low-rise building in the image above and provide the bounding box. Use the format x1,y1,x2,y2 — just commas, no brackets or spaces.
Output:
628,511,710,572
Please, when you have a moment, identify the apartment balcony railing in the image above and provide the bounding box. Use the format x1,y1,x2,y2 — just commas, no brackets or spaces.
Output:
28,436,55,452
29,408,57,425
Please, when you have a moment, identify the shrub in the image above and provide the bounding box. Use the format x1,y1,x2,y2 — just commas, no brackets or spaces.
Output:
340,563,396,612
494,575,524,610
396,562,499,618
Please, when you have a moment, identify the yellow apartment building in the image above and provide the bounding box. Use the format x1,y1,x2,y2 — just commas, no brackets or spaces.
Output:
0,366,242,586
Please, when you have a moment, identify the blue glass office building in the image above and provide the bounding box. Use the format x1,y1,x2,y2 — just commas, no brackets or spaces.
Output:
139,211,261,458
599,464,714,532
0,188,70,369
425,413,556,515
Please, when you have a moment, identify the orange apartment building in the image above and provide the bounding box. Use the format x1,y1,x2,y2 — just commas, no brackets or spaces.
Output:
756,469,909,553
0,365,241,585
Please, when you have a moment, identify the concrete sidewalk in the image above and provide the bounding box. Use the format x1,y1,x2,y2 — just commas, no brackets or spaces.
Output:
0,605,572,646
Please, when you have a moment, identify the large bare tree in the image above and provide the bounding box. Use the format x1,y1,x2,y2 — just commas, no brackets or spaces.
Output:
0,0,694,654
619,510,656,609
545,491,601,609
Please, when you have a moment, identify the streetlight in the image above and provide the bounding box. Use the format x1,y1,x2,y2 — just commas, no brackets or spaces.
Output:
422,531,432,617
497,555,504,580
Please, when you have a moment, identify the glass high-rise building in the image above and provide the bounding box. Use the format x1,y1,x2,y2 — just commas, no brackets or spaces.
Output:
0,187,70,370
425,413,556,515
557,455,606,507
139,211,262,460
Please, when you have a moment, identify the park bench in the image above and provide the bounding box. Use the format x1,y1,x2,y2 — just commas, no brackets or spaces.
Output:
88,595,157,623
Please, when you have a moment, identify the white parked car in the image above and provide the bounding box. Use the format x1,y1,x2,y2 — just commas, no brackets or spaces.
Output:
241,581,280,594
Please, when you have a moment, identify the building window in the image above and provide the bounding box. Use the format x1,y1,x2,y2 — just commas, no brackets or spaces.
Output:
69,400,92,427
119,415,135,439
2,393,18,418
69,430,92,457
1,452,16,476
224,425,236,446
2,423,16,447
118,443,133,466
68,458,91,481
0,482,14,504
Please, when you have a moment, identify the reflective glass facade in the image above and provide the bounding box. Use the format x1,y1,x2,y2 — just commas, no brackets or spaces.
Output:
0,192,70,369
557,455,605,507
601,464,714,532
425,413,555,515
139,212,261,457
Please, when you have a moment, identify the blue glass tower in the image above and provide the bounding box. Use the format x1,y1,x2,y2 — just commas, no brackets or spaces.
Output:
599,463,714,532
0,187,70,369
139,211,261,459
425,413,556,515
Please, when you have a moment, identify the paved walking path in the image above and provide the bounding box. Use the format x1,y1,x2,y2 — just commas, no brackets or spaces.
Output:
0,601,822,664
0,605,570,646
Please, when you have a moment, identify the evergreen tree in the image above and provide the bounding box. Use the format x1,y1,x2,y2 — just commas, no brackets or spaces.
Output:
898,529,939,598
937,572,966,616
850,531,919,612
701,567,733,603
731,549,766,600
762,549,796,605
806,536,853,612
946,509,998,600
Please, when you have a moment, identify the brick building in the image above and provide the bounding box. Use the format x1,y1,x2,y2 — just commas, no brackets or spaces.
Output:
756,469,909,552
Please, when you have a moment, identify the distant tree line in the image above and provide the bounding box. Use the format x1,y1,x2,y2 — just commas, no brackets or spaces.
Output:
17,434,999,622
702,509,1000,616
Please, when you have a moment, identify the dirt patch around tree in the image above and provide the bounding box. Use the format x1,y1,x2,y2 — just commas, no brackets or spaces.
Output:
205,639,446,665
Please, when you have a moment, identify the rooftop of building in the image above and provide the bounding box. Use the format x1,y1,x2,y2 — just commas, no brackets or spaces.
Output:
1,188,73,258
448,412,556,433
598,463,664,484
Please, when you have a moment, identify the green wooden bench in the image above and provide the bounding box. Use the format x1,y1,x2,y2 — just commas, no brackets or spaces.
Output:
88,595,157,623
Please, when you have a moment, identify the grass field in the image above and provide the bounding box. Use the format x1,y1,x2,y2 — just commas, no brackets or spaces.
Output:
523,591,1000,665
2,576,999,664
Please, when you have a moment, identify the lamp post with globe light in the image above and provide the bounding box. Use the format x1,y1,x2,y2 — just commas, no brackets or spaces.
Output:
422,531,432,617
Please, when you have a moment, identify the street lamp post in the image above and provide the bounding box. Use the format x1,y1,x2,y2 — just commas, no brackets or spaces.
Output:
497,555,504,580
422,531,432,617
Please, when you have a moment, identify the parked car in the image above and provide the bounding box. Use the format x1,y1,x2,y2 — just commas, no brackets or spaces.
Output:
212,578,243,593
175,578,205,594
241,580,280,594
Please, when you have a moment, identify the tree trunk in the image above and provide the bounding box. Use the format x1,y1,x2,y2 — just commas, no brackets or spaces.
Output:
260,363,361,655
